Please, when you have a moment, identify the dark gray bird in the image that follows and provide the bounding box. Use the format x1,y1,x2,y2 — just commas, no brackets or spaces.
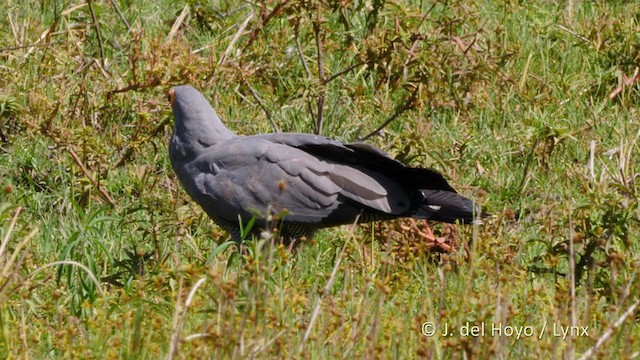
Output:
168,85,484,242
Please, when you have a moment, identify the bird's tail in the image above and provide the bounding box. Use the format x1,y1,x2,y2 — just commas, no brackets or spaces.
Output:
411,190,486,224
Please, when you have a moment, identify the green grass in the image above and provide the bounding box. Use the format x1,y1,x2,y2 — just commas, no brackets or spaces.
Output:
1,0,639,358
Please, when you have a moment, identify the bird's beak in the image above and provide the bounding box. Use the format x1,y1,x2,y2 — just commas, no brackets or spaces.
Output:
167,88,176,107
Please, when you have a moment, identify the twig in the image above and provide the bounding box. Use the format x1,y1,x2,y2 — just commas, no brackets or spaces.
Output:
516,138,540,194
357,86,419,142
451,34,478,58
166,5,189,43
92,57,111,79
557,24,589,44
67,148,115,206
313,4,326,136
87,0,106,68
578,299,640,360
107,79,162,99
109,0,131,31
295,24,311,79
325,61,365,84
295,23,317,127
243,0,290,51
306,99,317,129
0,40,64,53
246,84,280,132
114,115,172,167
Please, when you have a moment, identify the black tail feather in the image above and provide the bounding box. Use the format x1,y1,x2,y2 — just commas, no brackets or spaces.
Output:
410,190,486,224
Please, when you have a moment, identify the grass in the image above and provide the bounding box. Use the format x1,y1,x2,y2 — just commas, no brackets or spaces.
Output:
1,0,639,358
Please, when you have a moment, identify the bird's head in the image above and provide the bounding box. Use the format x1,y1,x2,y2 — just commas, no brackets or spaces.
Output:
168,85,235,152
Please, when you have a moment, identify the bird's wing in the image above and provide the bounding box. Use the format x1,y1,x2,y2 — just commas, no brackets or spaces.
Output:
186,136,412,224
254,133,457,192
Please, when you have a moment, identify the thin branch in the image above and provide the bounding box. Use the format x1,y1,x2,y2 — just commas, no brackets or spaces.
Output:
313,4,326,135
114,115,172,167
557,24,589,44
306,99,317,129
246,84,280,132
87,0,106,68
609,67,640,100
243,0,290,51
516,138,540,194
107,79,162,99
315,96,325,135
0,40,64,53
294,24,311,79
109,0,131,31
402,4,435,79
325,61,365,84
295,22,316,128
67,148,115,206
356,86,419,142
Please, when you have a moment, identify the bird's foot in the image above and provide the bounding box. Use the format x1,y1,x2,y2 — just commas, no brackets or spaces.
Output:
400,219,454,252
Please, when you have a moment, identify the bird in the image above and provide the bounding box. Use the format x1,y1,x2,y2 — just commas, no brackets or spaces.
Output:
168,85,485,243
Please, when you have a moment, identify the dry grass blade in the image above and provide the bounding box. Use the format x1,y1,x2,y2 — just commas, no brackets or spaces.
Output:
217,12,255,64
0,207,21,260
578,300,640,360
167,5,190,43
0,207,38,302
167,275,184,360
299,214,362,353
299,241,346,352
0,40,64,53
1,228,37,277
167,276,207,359
23,29,50,58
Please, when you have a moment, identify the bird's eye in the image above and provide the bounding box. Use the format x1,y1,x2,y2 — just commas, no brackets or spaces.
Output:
167,88,176,105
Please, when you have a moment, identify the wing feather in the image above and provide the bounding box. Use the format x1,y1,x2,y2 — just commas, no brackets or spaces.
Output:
185,135,413,225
